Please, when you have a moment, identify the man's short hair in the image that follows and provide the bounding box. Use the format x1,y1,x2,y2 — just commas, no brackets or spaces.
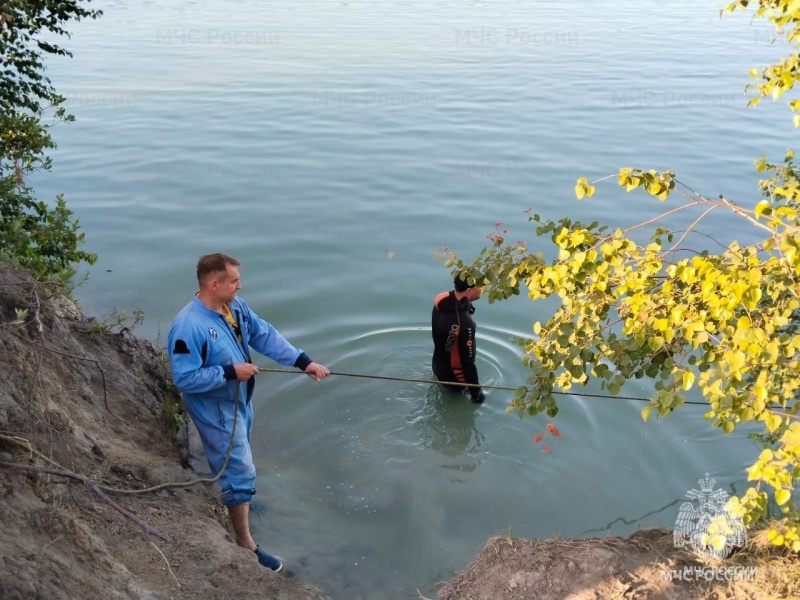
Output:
454,274,476,292
197,253,240,285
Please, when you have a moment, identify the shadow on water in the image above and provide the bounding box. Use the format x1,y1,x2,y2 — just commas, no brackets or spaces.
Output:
407,384,487,471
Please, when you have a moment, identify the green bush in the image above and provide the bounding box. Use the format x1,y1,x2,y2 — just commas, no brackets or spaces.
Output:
0,2,101,280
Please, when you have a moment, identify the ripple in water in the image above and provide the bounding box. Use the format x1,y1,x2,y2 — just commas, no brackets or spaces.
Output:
329,323,532,463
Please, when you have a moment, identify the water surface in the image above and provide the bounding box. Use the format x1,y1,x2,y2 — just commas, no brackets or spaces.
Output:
30,1,794,597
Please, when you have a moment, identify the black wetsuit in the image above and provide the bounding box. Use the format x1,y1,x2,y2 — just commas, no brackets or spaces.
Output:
431,290,483,401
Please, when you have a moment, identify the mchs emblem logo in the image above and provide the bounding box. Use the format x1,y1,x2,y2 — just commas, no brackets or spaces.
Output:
207,326,219,341
674,474,747,559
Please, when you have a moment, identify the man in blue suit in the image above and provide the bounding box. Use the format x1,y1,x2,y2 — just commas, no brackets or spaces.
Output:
168,253,329,572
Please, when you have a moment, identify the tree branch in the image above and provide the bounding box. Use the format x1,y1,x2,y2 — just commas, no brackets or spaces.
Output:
0,460,171,542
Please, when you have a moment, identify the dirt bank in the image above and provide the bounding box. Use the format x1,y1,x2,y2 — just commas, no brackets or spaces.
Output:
1,263,799,600
435,529,800,600
0,263,329,600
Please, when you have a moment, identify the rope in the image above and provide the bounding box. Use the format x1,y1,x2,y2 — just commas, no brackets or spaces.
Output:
99,381,241,495
256,367,713,406
0,383,242,496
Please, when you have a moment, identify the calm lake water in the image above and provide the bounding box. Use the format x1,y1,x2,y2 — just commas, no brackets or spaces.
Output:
30,1,796,597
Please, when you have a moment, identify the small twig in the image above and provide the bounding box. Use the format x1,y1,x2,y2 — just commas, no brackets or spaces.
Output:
9,331,119,421
67,482,110,526
415,589,434,600
150,542,181,588
0,281,38,286
623,201,702,235
28,332,48,429
0,279,64,289
767,407,800,420
665,204,719,255
40,536,63,559
33,288,43,333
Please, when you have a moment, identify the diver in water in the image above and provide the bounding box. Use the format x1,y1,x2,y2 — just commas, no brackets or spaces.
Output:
431,275,485,403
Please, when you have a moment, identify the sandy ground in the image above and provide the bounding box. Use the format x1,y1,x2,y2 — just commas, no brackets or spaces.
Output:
2,262,799,600
435,530,800,600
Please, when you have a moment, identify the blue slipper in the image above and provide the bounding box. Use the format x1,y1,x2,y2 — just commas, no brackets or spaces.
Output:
254,545,283,572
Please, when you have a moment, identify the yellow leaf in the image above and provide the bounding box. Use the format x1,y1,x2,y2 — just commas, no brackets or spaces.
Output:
767,529,779,541
776,489,791,506
754,199,771,216
754,384,767,403
766,413,783,433
682,370,695,391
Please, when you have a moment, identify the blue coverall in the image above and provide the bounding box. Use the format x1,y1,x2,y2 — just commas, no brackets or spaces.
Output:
167,296,311,506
